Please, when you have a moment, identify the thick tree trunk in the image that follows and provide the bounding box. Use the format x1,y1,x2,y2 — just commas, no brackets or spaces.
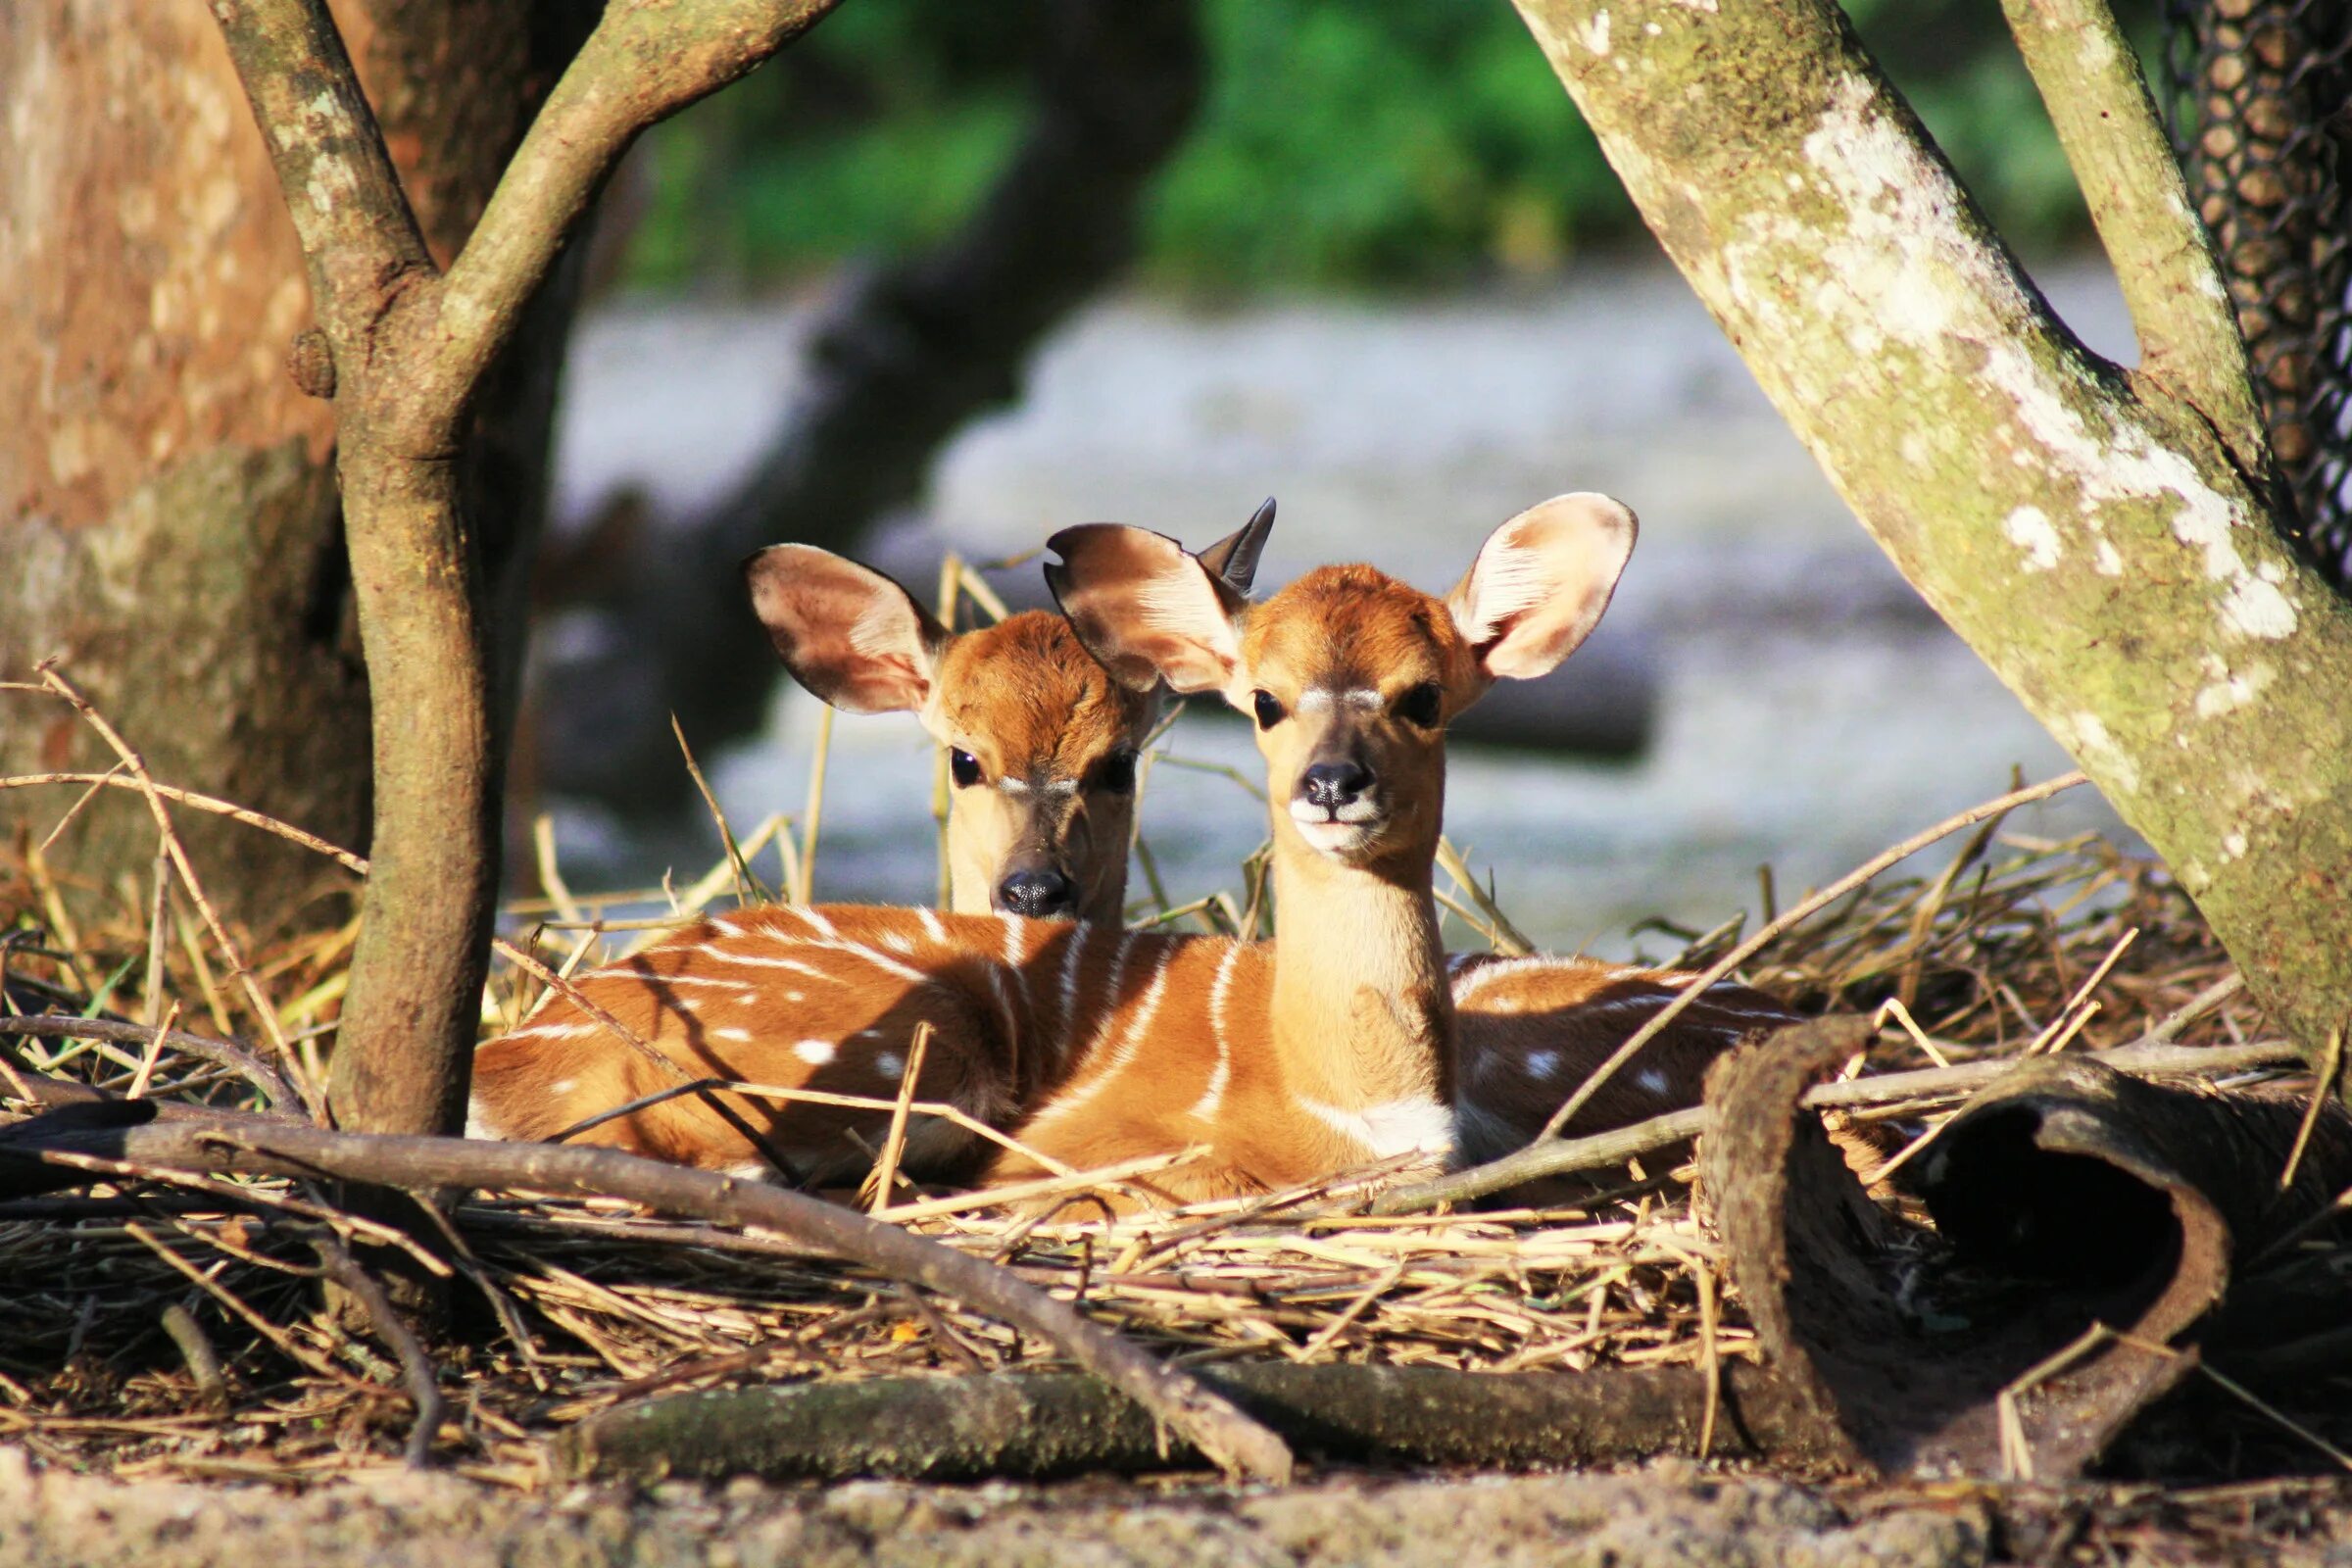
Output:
1,3,362,924
1509,0,2352,1054
0,1,584,928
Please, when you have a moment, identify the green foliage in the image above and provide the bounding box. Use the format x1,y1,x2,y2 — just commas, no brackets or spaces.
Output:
1138,0,1623,288
621,0,2135,295
622,2,1034,290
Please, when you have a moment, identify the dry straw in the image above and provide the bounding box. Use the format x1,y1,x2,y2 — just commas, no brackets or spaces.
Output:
0,670,2321,1481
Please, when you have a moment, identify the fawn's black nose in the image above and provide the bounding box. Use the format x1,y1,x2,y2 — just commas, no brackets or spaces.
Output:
1299,760,1374,810
997,868,1077,917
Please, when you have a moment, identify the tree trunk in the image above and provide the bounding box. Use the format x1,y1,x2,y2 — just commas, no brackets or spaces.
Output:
208,0,847,1144
0,0,585,929
1508,0,2352,1054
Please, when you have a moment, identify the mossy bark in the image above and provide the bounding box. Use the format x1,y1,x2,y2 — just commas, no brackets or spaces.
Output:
1511,0,2352,1054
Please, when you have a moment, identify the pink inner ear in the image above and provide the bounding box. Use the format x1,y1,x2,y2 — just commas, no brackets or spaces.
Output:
1450,494,1637,682
1049,522,1244,694
748,547,942,713
1127,628,1234,696
825,647,929,712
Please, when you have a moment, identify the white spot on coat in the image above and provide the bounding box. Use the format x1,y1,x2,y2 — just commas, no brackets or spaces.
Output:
794,1039,836,1065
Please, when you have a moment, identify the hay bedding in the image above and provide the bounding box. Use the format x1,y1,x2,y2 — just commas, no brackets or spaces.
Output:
2,791,2322,1492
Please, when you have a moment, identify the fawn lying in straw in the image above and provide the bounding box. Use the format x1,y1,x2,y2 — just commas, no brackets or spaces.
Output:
470,498,1791,1202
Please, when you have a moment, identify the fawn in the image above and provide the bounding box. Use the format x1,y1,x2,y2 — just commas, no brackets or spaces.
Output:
472,496,1699,1202
739,504,1272,924
746,520,1792,1169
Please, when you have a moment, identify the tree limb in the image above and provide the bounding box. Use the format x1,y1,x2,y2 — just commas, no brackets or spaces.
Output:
0,1016,296,1112
206,0,846,1142
205,0,435,353
2000,0,2272,474
557,1361,1837,1482
0,1105,1294,1483
427,0,843,426
1506,0,2352,1055
1373,1037,2301,1214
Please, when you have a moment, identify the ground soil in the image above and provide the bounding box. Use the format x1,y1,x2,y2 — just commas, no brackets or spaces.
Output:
6,1450,2350,1568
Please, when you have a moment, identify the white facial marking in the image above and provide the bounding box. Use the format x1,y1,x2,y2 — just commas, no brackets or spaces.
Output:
1295,687,1384,716
1000,777,1032,797
794,1039,836,1065
1287,810,1379,858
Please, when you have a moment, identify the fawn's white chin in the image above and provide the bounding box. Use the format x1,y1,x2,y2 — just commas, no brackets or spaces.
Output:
1292,816,1381,859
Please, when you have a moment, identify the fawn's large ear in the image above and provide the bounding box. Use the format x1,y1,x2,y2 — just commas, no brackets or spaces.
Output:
1195,497,1276,594
1046,523,1248,696
1445,493,1638,683
744,544,951,713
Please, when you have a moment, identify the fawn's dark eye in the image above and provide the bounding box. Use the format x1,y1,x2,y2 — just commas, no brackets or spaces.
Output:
1251,690,1286,730
950,749,983,788
1092,749,1139,795
1396,682,1444,728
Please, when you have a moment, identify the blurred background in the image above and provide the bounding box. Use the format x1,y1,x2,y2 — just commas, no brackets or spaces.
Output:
528,0,2159,956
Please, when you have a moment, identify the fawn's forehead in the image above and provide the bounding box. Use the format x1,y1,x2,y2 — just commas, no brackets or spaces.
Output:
1242,565,1465,690
935,612,1152,768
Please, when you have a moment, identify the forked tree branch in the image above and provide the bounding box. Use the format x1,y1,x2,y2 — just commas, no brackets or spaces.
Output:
205,0,434,353
1506,0,2352,1054
1999,0,2272,472
202,0,844,1141
428,0,842,422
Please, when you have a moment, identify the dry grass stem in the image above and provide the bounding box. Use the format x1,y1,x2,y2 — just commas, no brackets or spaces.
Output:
0,750,2328,1484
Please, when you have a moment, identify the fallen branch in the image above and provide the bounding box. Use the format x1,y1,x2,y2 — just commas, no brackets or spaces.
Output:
556,1360,1838,1483
312,1230,446,1469
0,1104,1293,1483
1373,1035,2301,1214
0,1016,295,1111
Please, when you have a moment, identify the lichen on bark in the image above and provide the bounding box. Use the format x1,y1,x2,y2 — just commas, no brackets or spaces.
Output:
1511,0,2352,1052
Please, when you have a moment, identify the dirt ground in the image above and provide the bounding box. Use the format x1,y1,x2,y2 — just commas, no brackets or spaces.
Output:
4,1450,2349,1568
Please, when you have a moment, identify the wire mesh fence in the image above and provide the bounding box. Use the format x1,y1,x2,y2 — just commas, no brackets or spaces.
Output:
2164,0,2352,586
